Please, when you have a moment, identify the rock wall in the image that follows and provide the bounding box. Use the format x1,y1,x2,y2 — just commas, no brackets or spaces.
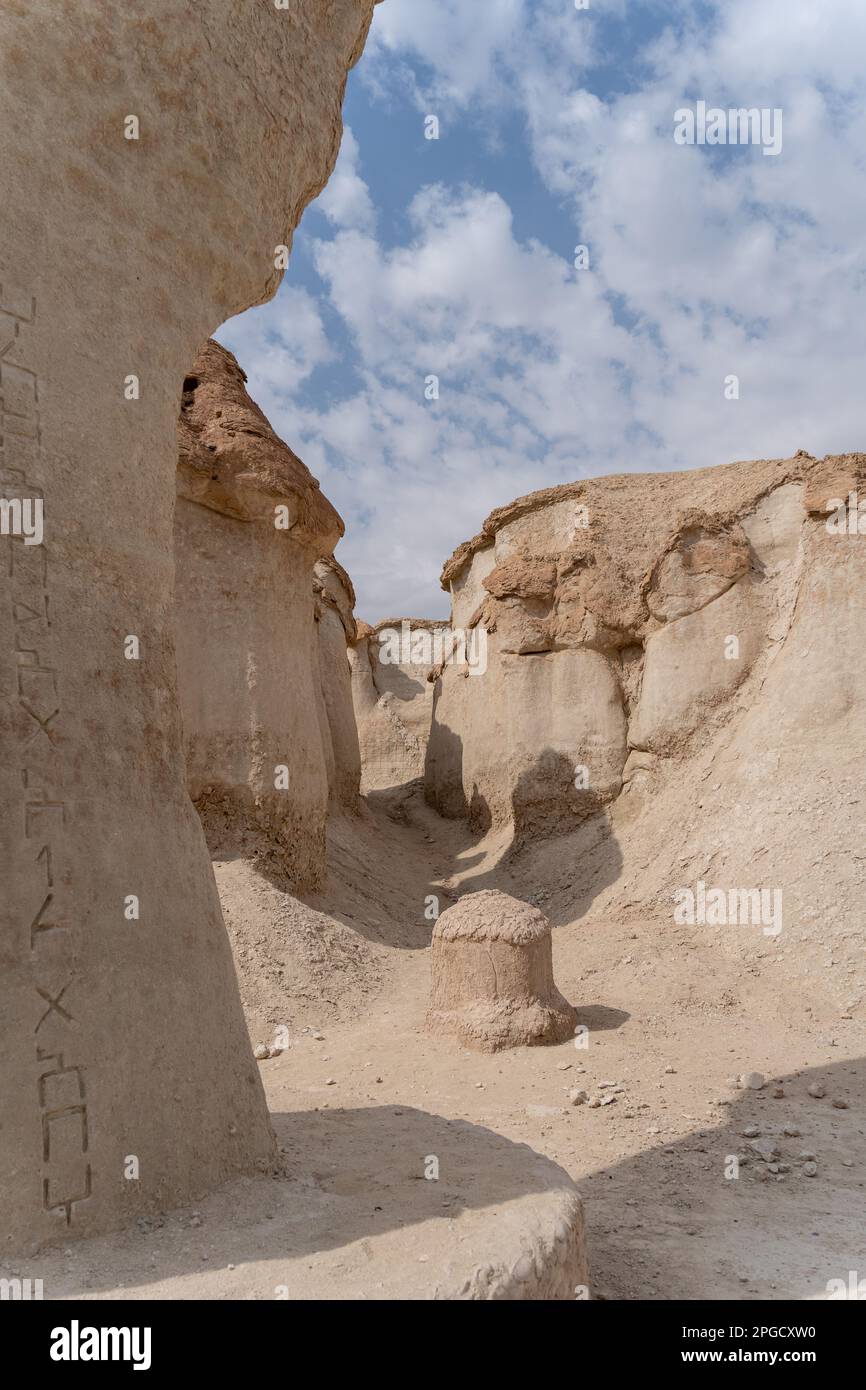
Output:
427,452,866,846
314,556,362,812
352,618,448,791
174,340,344,889
0,0,375,1254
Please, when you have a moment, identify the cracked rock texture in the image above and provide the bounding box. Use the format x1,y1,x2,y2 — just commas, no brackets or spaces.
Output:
426,452,866,1004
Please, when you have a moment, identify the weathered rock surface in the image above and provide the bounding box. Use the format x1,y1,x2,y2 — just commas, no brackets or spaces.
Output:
314,557,362,813
175,339,343,888
427,890,577,1051
428,452,865,834
427,452,866,1001
0,0,375,1254
352,618,448,791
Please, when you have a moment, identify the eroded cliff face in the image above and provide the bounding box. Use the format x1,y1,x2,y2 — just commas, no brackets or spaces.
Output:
427,452,866,846
0,0,375,1253
314,556,362,812
175,339,344,889
352,618,449,792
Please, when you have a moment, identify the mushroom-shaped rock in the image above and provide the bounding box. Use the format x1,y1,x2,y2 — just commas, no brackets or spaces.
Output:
174,340,346,889
427,890,576,1051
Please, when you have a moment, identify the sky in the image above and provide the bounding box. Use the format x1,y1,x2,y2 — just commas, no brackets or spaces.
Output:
218,0,866,621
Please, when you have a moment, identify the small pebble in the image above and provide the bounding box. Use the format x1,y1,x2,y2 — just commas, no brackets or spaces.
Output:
802,1161,818,1177
325,1077,336,1086
741,1072,766,1090
253,1044,270,1061
831,1098,849,1109
807,1082,826,1099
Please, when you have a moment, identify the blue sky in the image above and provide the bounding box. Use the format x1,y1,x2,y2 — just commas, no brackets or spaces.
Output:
219,0,866,619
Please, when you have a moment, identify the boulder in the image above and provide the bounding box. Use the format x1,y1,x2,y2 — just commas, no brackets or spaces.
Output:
427,890,577,1052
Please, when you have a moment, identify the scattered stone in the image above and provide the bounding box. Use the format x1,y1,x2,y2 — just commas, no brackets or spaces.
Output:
741,1124,761,1138
568,1089,589,1107
749,1138,780,1162
783,1125,801,1137
325,1077,336,1086
599,1095,616,1106
771,1086,785,1099
741,1072,766,1090
807,1082,826,1099
797,1151,817,1162
253,1044,270,1061
831,1098,849,1109
664,1066,676,1074
803,1161,818,1177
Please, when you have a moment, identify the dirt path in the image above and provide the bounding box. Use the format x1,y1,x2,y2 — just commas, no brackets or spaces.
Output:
245,788,866,1300
16,789,864,1300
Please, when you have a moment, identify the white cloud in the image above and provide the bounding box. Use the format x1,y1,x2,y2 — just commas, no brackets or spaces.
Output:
221,0,866,618
315,127,376,233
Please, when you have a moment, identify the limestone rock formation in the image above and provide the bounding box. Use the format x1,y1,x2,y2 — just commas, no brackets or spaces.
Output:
314,556,362,812
174,339,344,888
428,451,865,830
426,452,866,996
0,0,375,1254
352,618,448,791
427,890,577,1051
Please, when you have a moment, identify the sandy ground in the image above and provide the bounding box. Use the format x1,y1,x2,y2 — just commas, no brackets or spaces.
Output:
14,786,865,1300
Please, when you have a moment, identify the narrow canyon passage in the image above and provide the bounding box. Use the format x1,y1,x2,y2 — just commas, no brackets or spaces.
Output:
20,785,865,1300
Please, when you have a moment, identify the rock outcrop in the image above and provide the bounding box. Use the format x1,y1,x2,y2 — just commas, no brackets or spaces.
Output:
0,0,375,1254
175,339,344,888
314,556,362,812
428,890,576,1051
426,452,866,991
352,618,448,791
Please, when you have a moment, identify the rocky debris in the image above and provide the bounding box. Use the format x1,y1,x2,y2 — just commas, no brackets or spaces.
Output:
807,1082,826,1099
741,1072,766,1090
426,890,577,1052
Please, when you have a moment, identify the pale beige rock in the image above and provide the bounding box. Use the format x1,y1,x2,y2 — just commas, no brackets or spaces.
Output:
427,890,577,1051
175,340,344,889
352,618,448,791
428,452,859,839
314,556,362,812
0,0,375,1254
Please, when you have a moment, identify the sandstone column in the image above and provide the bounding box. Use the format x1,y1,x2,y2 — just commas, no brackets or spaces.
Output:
0,0,375,1254
174,341,343,889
